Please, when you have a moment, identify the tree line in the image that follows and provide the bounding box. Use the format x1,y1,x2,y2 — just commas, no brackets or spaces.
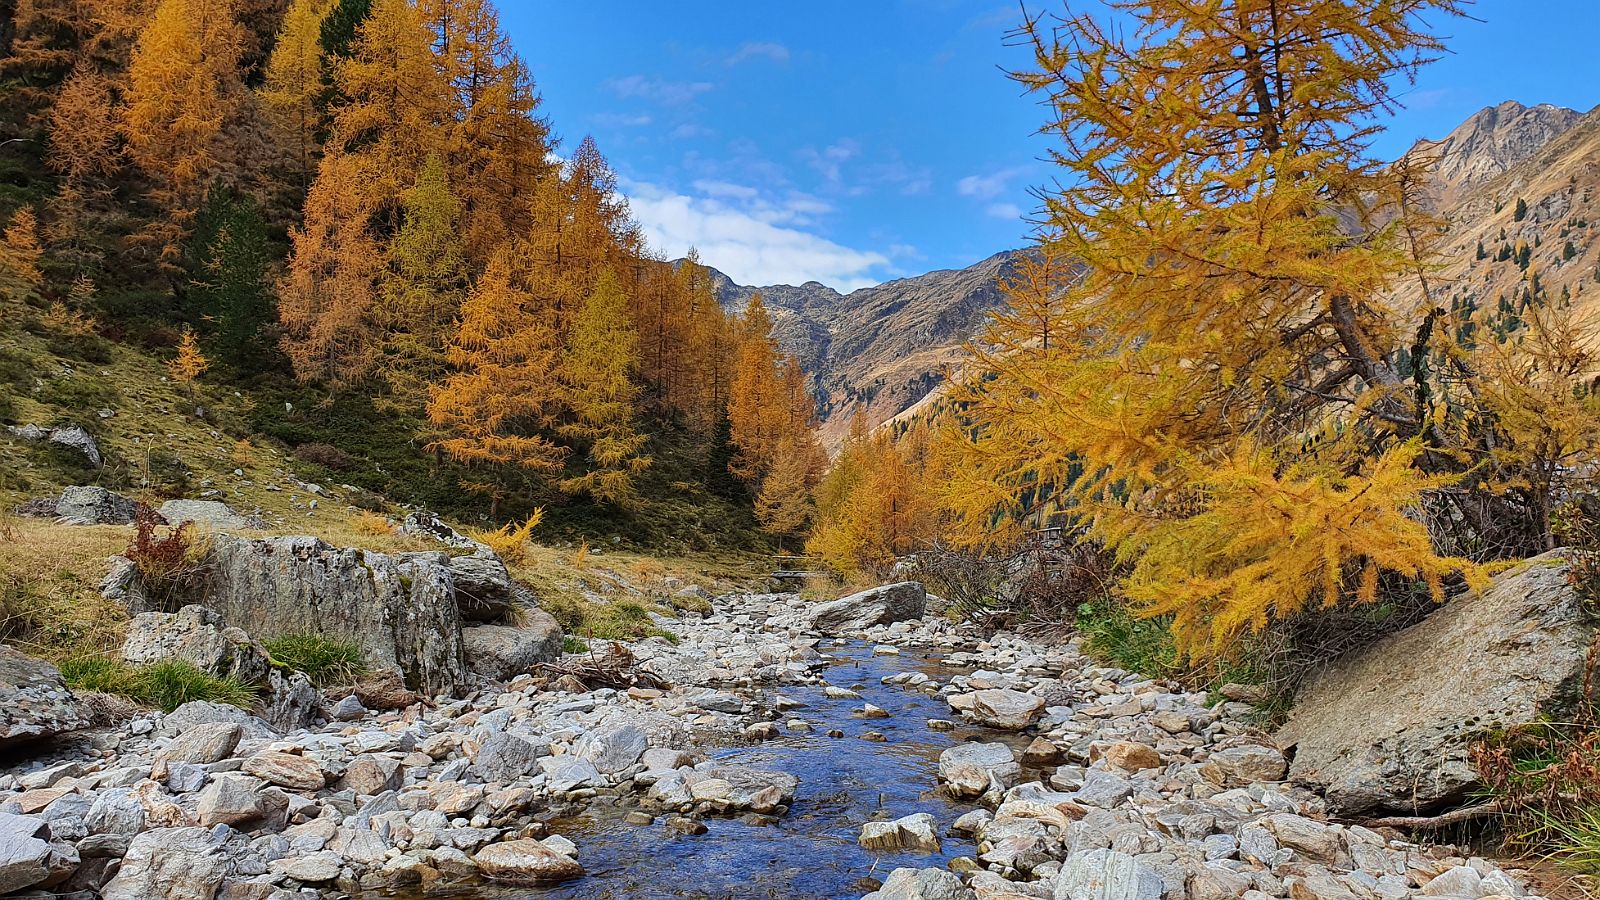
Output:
0,0,824,537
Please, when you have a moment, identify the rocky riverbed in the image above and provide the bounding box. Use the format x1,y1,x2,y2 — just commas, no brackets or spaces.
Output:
0,582,1550,899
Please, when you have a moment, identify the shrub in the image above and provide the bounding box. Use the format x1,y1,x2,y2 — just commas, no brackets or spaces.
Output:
473,509,543,565
352,511,394,537
263,633,367,687
125,510,207,610
294,442,353,471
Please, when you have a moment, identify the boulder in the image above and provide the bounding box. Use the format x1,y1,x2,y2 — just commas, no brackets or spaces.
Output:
198,535,466,696
462,615,563,682
859,813,942,852
1277,551,1594,814
157,699,278,742
472,732,543,782
1054,849,1164,900
400,510,482,550
261,669,321,732
938,742,1021,798
0,645,93,751
448,553,518,622
158,721,242,764
573,719,648,774
242,751,326,790
474,838,583,884
863,867,977,900
54,486,141,525
100,826,227,900
808,582,927,632
13,423,104,468
0,813,52,894
1206,744,1288,786
969,688,1045,730
120,605,271,683
157,499,251,531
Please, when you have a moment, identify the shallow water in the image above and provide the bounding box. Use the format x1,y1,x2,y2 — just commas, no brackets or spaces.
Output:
405,641,1040,900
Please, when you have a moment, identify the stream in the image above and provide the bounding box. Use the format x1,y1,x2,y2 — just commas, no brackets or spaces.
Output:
408,640,1037,900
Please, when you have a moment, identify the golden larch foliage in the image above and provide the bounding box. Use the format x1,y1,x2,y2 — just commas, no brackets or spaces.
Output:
558,271,652,504
427,247,567,472
942,0,1481,658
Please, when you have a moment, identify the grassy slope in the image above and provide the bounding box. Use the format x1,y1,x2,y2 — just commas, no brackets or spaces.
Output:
0,317,773,665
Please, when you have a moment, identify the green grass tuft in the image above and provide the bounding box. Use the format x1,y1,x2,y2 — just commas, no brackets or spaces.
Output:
562,635,590,654
263,633,368,687
60,656,255,712
133,660,256,712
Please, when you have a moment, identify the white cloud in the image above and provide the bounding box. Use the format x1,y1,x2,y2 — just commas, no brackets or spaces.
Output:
592,112,653,128
985,202,1023,220
624,180,893,291
726,41,790,65
958,166,1029,199
607,75,715,106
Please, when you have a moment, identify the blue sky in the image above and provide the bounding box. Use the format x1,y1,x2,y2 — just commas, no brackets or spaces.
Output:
504,1,1600,291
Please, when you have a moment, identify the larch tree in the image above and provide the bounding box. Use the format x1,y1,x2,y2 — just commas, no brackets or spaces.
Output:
261,0,334,190
0,207,45,303
122,0,246,269
277,150,385,384
376,153,467,412
278,0,447,385
942,0,1480,659
168,326,210,398
427,246,567,474
755,432,815,546
559,271,652,504
727,293,786,483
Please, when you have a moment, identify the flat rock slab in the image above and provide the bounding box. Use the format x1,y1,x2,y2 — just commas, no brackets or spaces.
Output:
1278,551,1594,814
808,582,927,633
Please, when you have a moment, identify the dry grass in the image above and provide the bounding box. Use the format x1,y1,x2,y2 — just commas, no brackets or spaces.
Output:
0,522,134,660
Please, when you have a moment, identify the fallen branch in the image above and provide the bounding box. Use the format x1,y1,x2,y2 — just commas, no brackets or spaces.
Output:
1355,800,1503,830
535,641,670,692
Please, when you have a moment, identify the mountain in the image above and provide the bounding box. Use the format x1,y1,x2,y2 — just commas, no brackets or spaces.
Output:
706,251,1032,446
1391,100,1600,322
699,101,1600,450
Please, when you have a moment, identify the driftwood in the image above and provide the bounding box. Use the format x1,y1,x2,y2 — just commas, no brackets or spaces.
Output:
1355,800,1504,830
535,641,670,692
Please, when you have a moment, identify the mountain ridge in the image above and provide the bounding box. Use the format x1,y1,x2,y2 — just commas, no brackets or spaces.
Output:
692,99,1600,449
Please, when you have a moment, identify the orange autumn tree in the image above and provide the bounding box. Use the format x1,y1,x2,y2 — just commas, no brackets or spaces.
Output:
807,416,941,578
427,247,566,474
942,0,1479,659
0,208,45,303
123,0,246,268
261,0,333,190
726,293,786,482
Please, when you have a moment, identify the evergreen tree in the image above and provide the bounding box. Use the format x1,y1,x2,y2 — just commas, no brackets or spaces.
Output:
188,188,274,367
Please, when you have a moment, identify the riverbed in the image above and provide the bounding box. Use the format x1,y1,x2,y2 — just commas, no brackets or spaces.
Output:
401,641,1036,899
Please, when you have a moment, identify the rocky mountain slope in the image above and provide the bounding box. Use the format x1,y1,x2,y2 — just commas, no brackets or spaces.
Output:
707,251,1031,447
706,101,1599,450
1391,100,1600,323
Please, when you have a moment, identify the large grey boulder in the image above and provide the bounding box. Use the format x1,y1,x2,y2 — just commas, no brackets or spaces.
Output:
157,700,278,742
199,535,466,696
1278,551,1594,814
0,813,52,894
449,553,518,622
938,742,1021,799
462,614,563,682
157,499,250,531
7,423,103,468
808,582,927,633
863,867,976,900
54,486,141,525
0,646,93,751
120,604,270,683
100,826,227,900
1054,849,1164,900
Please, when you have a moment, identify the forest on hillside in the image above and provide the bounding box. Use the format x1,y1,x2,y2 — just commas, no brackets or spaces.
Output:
0,0,825,546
